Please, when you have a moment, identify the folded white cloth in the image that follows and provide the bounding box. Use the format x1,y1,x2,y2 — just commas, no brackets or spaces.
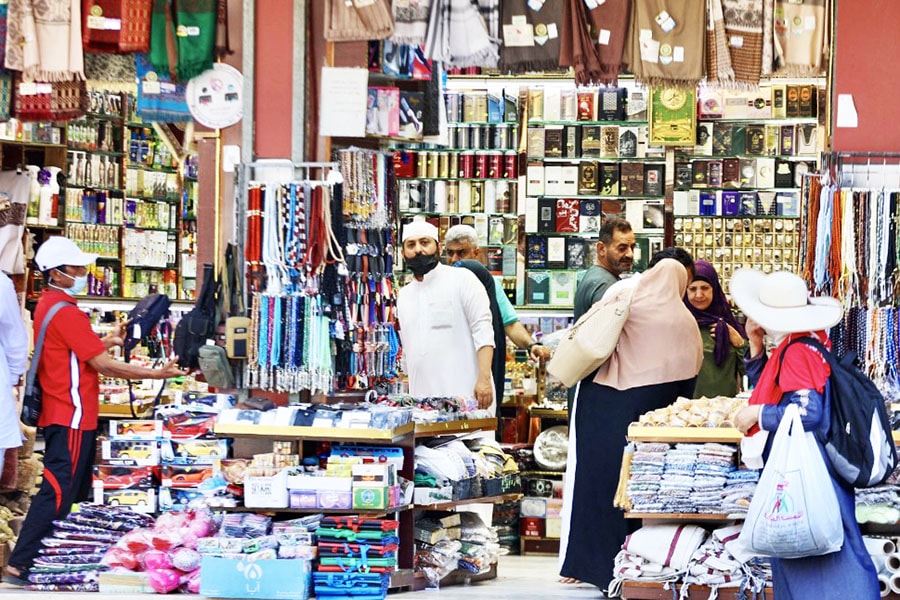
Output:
623,524,708,571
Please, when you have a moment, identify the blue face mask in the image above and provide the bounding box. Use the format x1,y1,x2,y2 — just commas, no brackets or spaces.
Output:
57,269,88,297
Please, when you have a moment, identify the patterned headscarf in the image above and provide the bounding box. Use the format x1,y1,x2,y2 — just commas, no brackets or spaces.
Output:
684,260,747,366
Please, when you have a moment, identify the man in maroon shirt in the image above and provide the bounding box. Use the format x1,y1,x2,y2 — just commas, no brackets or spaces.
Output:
5,237,185,585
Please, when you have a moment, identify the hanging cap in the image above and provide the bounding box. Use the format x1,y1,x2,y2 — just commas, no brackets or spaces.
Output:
34,236,98,272
401,218,439,243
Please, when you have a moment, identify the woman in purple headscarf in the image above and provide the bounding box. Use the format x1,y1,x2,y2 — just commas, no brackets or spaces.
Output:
684,261,748,397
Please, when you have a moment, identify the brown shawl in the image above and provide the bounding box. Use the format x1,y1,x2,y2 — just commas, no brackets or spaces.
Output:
498,0,564,74
560,0,602,84
561,0,631,85
627,0,706,87
706,0,733,84
773,0,828,76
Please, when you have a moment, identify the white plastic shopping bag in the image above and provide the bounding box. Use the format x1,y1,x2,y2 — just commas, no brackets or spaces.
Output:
738,403,844,558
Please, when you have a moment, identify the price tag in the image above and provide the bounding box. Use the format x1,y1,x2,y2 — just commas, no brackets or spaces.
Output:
18,82,36,95
186,26,200,36
598,29,611,45
143,80,161,95
105,18,121,30
86,15,105,29
36,83,52,94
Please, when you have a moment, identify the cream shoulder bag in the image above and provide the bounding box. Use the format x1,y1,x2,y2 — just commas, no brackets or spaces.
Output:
547,282,636,387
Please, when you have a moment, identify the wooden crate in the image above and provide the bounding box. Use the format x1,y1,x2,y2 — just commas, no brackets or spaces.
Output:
520,536,559,556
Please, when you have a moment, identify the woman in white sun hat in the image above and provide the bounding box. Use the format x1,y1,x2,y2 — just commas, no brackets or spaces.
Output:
731,268,879,600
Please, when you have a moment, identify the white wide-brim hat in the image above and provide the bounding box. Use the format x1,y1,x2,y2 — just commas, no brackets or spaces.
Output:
730,269,842,333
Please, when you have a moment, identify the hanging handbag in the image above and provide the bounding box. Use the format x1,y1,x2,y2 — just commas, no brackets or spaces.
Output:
547,281,636,387
738,403,844,558
324,0,393,42
21,302,70,427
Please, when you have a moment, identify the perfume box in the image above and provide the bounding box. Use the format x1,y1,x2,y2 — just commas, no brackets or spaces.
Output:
620,162,644,196
581,125,602,157
566,237,587,269
538,198,556,232
578,161,599,195
526,270,551,305
599,163,620,196
643,164,664,197
526,235,548,268
547,236,567,269
556,199,580,233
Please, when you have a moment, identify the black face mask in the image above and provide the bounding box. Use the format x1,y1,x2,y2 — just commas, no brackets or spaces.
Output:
406,252,440,276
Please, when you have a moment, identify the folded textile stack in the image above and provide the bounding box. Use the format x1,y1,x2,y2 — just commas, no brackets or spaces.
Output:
693,444,737,514
608,524,709,597
721,469,760,515
627,442,667,512
26,503,153,591
610,524,772,597
659,444,701,513
316,517,400,575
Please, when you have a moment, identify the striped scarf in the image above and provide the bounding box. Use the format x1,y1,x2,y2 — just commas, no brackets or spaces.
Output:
722,0,764,86
706,0,733,84
390,0,431,45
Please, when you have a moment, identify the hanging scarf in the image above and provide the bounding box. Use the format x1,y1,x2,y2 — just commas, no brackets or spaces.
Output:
149,0,176,76
424,0,498,68
498,0,564,74
174,0,216,80
560,0,601,85
135,53,192,122
627,0,705,87
0,2,9,66
390,0,431,46
589,0,631,83
684,260,746,367
6,0,84,81
705,0,733,84
83,0,154,53
746,331,831,435
215,0,231,56
773,0,828,76
84,51,137,83
760,0,773,74
722,0,763,86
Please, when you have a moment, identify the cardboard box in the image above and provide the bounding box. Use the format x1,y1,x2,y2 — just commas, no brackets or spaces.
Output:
99,571,155,594
101,440,160,466
520,516,545,538
110,419,163,440
199,556,311,600
93,487,156,514
545,516,562,539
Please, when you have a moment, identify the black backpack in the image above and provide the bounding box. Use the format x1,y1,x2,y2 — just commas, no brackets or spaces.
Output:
778,336,897,488
124,293,171,358
173,263,220,370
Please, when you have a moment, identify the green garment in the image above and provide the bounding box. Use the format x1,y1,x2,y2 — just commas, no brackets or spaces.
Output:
573,265,619,321
692,327,746,398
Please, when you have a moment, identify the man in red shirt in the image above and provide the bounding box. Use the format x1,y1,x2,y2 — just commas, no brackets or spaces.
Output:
5,237,185,585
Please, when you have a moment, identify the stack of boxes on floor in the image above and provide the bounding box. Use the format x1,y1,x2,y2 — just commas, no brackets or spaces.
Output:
519,479,563,545
93,406,230,513
312,517,396,600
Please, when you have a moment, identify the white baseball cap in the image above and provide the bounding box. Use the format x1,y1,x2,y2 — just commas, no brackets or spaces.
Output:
34,237,98,272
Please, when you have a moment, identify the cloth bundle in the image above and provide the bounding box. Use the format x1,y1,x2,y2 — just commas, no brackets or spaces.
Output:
424,0,499,68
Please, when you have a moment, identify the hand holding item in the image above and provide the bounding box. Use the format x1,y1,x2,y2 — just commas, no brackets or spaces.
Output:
529,343,552,363
158,358,188,379
102,320,128,349
734,405,760,435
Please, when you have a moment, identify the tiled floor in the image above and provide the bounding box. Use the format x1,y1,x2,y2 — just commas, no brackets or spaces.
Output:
0,554,607,599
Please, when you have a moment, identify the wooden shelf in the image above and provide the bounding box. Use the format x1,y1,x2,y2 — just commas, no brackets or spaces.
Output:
415,493,523,511
625,512,745,521
213,422,415,443
529,408,567,419
413,418,496,438
626,425,742,443
520,536,559,556
216,504,412,517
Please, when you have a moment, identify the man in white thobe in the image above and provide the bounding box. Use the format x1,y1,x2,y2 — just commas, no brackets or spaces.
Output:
396,219,494,409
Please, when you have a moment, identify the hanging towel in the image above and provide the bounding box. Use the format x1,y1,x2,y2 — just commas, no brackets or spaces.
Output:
722,0,763,86
424,0,498,68
135,53,192,122
706,0,734,84
0,2,9,67
173,0,216,80
390,0,432,46
149,0,176,76
627,0,705,87
773,0,828,76
498,0,564,74
6,0,84,81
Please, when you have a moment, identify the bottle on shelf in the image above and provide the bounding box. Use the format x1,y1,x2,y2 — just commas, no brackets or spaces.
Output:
25,165,41,226
46,166,61,224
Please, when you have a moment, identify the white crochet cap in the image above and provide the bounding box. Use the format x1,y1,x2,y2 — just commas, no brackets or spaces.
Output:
401,218,439,243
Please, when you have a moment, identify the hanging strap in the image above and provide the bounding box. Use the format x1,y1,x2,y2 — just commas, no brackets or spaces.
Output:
23,301,70,404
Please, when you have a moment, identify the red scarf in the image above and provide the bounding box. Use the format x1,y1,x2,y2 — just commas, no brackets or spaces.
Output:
746,330,831,435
